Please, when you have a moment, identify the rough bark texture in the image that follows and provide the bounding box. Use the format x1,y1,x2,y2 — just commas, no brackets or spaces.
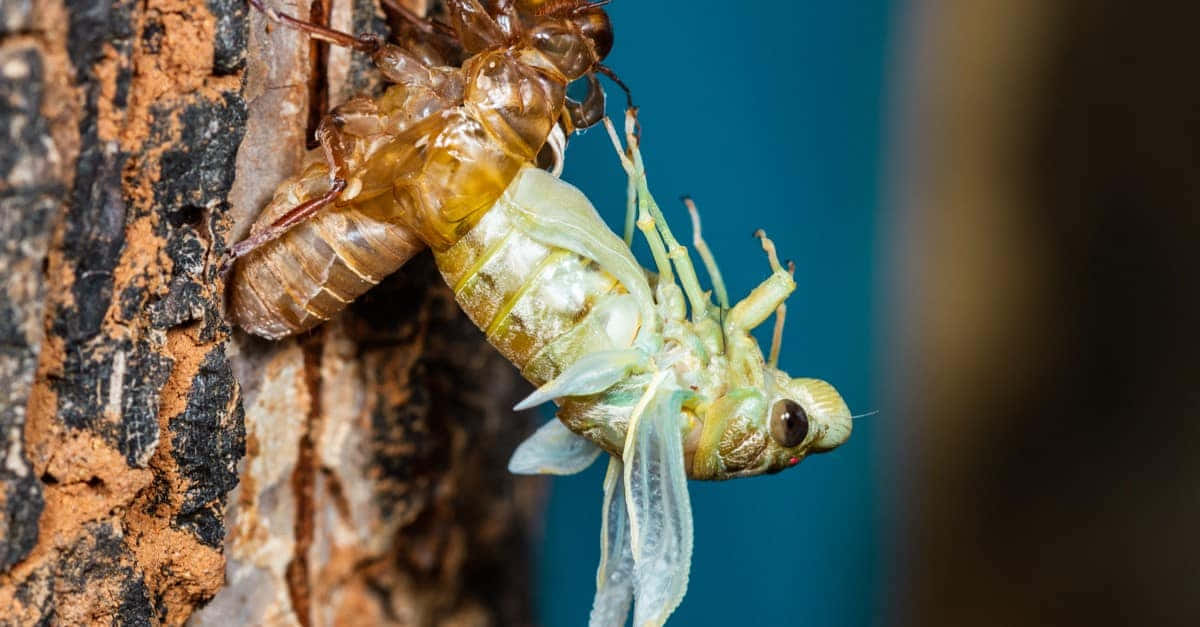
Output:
0,0,541,624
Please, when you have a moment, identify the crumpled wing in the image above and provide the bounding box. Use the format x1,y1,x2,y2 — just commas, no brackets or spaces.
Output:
499,167,657,331
513,348,646,410
623,379,693,627
508,417,603,475
589,457,635,627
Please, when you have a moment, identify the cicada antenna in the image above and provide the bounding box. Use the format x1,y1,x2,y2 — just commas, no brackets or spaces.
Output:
596,64,634,110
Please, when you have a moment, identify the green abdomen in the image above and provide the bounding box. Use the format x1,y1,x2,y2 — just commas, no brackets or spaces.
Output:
434,205,624,387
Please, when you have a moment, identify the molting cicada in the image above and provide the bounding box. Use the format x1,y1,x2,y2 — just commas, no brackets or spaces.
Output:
227,2,852,625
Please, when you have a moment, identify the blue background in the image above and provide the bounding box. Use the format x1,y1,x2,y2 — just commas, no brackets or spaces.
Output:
534,1,894,625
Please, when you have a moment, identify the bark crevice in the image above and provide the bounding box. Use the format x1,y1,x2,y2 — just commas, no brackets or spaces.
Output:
1,1,541,624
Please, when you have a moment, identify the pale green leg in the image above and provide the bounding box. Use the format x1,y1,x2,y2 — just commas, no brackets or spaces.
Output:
603,117,674,286
623,172,636,247
684,197,730,310
629,146,713,323
608,111,715,323
725,231,796,337
767,303,786,368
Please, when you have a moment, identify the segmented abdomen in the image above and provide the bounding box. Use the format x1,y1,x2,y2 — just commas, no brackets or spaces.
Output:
229,48,568,339
434,185,625,387
229,164,425,339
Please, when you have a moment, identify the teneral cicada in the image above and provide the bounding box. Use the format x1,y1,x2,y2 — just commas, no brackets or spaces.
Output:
227,3,852,626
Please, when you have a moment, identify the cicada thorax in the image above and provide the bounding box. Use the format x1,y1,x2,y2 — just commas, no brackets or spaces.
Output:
230,47,570,339
391,49,567,250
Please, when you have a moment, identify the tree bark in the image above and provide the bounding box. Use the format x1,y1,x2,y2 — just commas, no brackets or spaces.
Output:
0,1,540,625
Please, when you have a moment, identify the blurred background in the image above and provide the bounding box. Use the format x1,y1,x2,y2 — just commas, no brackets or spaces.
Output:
529,1,1200,625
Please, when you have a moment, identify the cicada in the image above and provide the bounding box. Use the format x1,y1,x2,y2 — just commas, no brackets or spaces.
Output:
227,3,852,626
499,112,851,626
227,0,621,337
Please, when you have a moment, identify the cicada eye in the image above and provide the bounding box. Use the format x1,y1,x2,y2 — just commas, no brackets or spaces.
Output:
769,399,809,448
571,8,613,61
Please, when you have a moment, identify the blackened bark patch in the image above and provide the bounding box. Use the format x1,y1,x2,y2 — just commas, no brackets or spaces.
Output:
149,231,210,329
15,522,144,623
348,254,453,521
0,479,42,571
171,346,245,547
66,0,134,82
58,0,133,341
56,160,126,342
2,0,249,622
0,43,56,570
155,93,247,218
50,0,138,453
117,577,154,626
207,0,246,75
119,345,174,466
337,254,540,625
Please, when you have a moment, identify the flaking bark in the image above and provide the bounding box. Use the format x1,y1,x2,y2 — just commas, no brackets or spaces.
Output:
0,0,541,624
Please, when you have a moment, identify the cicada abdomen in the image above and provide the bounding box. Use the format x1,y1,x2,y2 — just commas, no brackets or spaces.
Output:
228,156,427,339
228,0,617,338
433,164,650,386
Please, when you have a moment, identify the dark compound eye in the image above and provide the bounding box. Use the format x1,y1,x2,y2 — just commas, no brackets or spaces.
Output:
770,399,809,448
572,9,613,60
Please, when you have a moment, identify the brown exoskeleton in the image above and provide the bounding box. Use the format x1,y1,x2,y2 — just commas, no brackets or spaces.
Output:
228,0,623,338
228,4,855,625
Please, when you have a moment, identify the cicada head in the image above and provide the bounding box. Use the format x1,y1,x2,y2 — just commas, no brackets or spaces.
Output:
682,260,852,480
687,368,851,480
526,2,613,79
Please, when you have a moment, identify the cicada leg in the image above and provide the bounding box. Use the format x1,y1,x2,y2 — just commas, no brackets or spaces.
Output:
248,0,382,52
724,230,796,337
226,103,368,264
622,165,637,247
249,0,454,71
226,178,347,264
765,257,795,367
564,73,607,131
381,0,457,39
767,303,786,368
229,2,464,265
683,196,729,309
602,116,674,283
604,110,717,323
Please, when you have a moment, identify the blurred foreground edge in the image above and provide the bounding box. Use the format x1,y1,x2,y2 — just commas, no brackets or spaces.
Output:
885,2,1199,626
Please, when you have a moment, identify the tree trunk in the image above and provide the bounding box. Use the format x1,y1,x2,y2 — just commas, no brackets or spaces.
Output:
0,1,540,625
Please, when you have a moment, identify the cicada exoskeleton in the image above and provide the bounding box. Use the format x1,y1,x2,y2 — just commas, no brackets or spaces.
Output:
227,4,855,625
228,0,621,338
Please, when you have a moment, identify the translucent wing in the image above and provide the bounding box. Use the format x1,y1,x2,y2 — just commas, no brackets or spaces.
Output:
513,349,646,410
589,457,635,627
623,382,693,627
508,417,603,475
500,167,657,330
